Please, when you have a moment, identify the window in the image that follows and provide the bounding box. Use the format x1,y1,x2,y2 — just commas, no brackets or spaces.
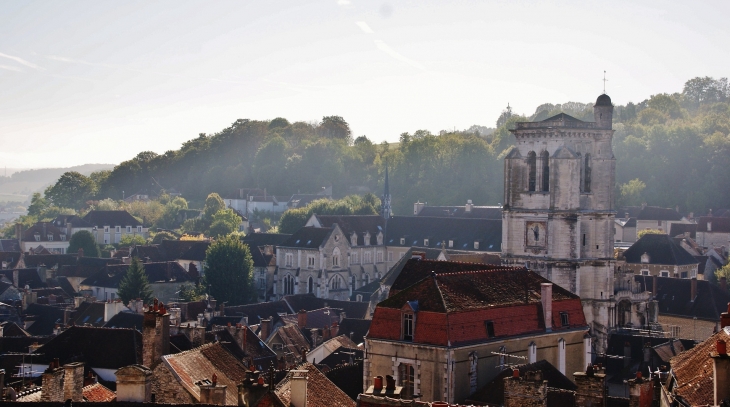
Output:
388,251,393,261
364,252,372,264
273,343,284,350
583,154,591,192
283,274,294,295
582,234,587,247
376,251,383,263
137,226,142,233
660,270,669,277
307,256,315,268
680,271,688,279
528,342,537,364
398,363,415,399
541,150,550,192
424,239,429,246
351,275,356,290
377,233,383,245
104,226,109,233
285,253,293,267
258,273,266,289
485,320,495,338
560,312,569,327
351,234,357,246
34,233,40,242
402,313,414,341
352,252,359,264
330,275,343,290
47,234,53,241
364,274,370,285
641,269,650,276
308,276,314,293
448,240,453,248
115,226,121,233
332,248,340,267
527,151,537,192
400,238,405,245
363,233,370,246
474,241,479,250
60,234,66,241
356,294,363,302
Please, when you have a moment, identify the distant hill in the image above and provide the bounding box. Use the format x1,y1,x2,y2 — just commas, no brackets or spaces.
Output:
0,164,115,203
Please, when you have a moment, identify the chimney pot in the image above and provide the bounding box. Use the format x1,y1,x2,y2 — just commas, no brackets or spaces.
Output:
374,376,383,391
512,369,519,378
385,375,396,390
718,340,727,355
212,373,217,386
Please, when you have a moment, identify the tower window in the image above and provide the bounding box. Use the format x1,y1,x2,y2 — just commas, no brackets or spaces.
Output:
584,154,591,192
582,234,586,247
560,312,569,327
541,151,550,192
527,151,537,192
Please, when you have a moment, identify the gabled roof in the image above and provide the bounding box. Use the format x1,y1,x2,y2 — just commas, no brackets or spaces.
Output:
309,334,357,361
389,258,506,294
0,239,20,252
103,311,143,330
336,318,371,345
53,214,93,228
23,254,78,269
283,294,370,320
0,268,45,289
83,210,143,227
623,233,698,266
0,252,21,270
385,216,501,252
224,300,292,325
615,217,636,228
636,206,683,221
313,215,386,246
21,222,66,242
250,246,275,268
467,360,576,406
697,216,730,233
634,275,730,321
274,362,356,407
323,361,362,401
72,302,108,327
541,112,584,123
82,382,116,402
243,233,292,247
0,321,30,337
270,324,312,354
23,303,67,335
178,241,211,261
670,328,730,406
280,227,333,249
33,325,142,368
162,342,249,405
80,261,192,288
416,206,502,219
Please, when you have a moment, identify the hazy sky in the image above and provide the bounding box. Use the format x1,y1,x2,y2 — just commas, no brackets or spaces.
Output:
1,0,728,169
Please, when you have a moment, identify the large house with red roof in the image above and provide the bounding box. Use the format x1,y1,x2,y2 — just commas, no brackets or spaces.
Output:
364,259,590,404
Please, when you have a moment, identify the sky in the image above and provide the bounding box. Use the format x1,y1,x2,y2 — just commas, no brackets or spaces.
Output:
1,0,728,169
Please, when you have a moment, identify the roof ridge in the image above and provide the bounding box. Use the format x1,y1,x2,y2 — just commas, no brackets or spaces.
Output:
162,341,216,359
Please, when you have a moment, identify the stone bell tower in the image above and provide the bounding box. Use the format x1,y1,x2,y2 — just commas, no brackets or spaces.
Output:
501,94,653,352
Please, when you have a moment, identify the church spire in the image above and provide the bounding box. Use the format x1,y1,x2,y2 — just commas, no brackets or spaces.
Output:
381,163,392,219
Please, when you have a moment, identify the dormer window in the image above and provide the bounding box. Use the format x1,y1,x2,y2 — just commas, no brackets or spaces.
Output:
126,226,132,233
364,232,370,246
351,233,357,247
708,222,712,231
34,233,40,242
641,253,650,264
400,238,405,245
47,234,53,241
104,226,110,233
115,226,121,233
60,234,66,241
560,312,569,327
377,232,383,245
424,239,429,246
402,313,414,341
474,241,480,250
448,240,454,248
137,226,142,233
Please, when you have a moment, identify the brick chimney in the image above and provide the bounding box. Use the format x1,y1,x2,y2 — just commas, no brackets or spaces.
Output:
260,318,272,341
289,370,308,407
713,339,730,406
330,321,339,338
238,370,269,407
115,364,152,402
503,370,548,407
143,299,170,367
298,309,307,328
63,362,85,402
721,303,730,329
573,365,605,407
627,371,653,407
199,374,227,405
541,283,552,332
40,359,64,402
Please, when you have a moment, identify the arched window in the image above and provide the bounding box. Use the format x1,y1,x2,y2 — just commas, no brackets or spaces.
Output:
307,276,314,293
528,342,537,364
351,275,356,290
558,338,566,374
584,154,591,192
332,248,341,268
541,151,550,192
330,275,343,290
527,151,537,192
283,274,294,295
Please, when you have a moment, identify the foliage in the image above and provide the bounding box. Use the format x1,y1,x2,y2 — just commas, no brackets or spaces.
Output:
637,229,666,239
715,262,730,287
618,179,646,207
118,234,147,247
203,235,256,305
151,231,177,244
178,283,206,302
208,208,242,237
117,257,154,305
44,171,95,209
27,193,49,217
278,195,380,234
67,230,101,257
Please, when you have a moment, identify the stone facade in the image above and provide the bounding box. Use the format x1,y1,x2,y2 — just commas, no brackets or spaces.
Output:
40,364,64,402
656,314,719,341
63,362,84,402
573,368,605,407
142,300,170,367
116,365,153,403
503,371,547,407
502,95,654,353
150,362,196,404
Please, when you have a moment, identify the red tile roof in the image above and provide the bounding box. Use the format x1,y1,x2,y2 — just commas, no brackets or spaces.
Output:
274,363,356,407
670,328,730,406
82,382,116,402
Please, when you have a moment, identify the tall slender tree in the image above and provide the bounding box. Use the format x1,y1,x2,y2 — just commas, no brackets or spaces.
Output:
118,257,154,305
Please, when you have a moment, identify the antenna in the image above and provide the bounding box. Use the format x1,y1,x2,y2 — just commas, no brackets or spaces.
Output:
491,351,527,370
603,70,608,94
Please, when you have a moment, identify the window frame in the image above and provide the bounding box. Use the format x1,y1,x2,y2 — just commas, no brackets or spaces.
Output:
402,313,414,341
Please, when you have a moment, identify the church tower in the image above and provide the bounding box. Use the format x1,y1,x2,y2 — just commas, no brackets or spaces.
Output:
501,94,653,352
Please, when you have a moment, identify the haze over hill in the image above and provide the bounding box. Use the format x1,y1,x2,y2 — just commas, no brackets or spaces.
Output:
0,163,115,203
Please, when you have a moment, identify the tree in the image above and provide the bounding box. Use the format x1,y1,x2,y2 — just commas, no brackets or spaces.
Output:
637,229,665,239
208,208,242,238
118,257,154,305
619,179,646,207
203,193,225,222
67,230,101,257
151,231,177,244
27,193,49,217
203,235,256,305
715,262,730,286
318,116,352,142
44,171,95,209
178,282,206,302
119,234,147,246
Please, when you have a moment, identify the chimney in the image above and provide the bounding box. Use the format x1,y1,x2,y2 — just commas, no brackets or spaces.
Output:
652,275,658,298
573,366,606,407
721,277,727,292
143,299,170,367
298,309,307,328
713,339,730,406
289,370,308,407
239,370,269,407
199,374,227,405
721,303,730,329
260,318,271,341
116,365,153,402
41,359,65,402
15,223,22,244
310,329,320,347
323,325,331,341
339,311,346,323
541,283,552,332
330,321,339,338
627,371,653,407
63,362,85,402
503,370,548,407
385,375,396,390
373,376,383,391
691,278,697,301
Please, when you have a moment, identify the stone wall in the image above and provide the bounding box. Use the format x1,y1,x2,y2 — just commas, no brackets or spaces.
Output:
657,314,718,341
150,362,196,404
503,372,547,407
63,362,84,402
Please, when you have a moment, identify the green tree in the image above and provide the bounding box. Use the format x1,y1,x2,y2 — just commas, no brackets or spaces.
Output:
637,229,665,239
44,171,95,209
67,230,101,257
208,208,242,238
178,282,206,302
203,193,225,222
151,231,177,244
203,235,256,305
318,116,352,142
619,179,646,207
117,257,154,305
119,234,147,246
27,193,49,217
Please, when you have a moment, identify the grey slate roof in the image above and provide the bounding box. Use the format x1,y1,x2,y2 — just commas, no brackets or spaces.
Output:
416,206,502,219
83,210,143,227
80,261,192,288
623,234,698,266
314,215,385,246
634,275,730,321
280,227,333,249
385,216,502,252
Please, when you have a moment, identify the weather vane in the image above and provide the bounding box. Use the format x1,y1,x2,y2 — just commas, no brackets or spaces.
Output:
603,70,608,94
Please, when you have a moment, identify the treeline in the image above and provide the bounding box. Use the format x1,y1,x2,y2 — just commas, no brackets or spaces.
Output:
39,76,730,218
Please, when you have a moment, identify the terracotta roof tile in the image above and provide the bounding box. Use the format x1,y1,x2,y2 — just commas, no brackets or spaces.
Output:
274,363,356,407
670,328,730,406
83,382,116,402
